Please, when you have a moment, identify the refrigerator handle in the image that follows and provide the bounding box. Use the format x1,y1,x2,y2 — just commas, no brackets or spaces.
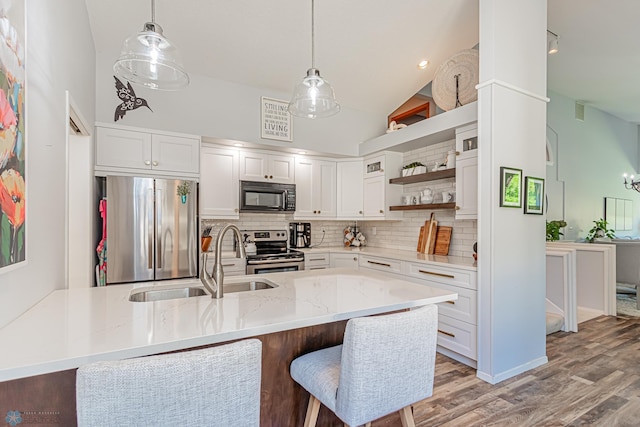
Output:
147,188,153,270
156,188,162,269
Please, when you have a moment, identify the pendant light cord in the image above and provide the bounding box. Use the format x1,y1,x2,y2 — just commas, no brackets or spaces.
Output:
311,0,315,69
151,0,156,23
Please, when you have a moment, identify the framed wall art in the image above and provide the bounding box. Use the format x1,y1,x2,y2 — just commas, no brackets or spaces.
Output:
499,167,522,208
0,0,26,272
261,97,292,142
524,176,545,214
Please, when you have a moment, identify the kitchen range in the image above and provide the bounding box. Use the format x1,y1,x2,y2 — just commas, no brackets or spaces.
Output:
243,229,305,274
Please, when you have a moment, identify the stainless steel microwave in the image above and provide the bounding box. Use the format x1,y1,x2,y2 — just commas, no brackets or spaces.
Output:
240,181,296,212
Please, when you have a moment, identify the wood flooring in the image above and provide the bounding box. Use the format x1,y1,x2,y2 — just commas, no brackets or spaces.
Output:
372,314,640,427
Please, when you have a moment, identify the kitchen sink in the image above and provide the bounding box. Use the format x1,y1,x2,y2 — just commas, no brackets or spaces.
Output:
128,280,277,302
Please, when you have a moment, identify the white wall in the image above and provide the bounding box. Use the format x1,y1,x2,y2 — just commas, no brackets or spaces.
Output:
0,1,96,328
94,54,384,158
547,90,640,240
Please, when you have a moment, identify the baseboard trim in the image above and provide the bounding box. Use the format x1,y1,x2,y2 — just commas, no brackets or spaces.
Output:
437,346,477,369
476,356,548,384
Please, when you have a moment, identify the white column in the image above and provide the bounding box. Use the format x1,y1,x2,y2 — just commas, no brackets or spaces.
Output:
476,0,549,383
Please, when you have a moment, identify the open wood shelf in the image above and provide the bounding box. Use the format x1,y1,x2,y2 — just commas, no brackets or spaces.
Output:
389,168,455,185
389,202,456,211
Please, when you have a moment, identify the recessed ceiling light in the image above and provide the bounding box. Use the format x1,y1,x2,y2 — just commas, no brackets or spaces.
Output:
233,143,243,147
298,151,307,155
417,60,429,69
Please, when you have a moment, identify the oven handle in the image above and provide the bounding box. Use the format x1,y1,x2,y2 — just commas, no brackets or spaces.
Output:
247,257,305,265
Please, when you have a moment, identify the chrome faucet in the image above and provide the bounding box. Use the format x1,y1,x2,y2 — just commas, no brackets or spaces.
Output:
200,224,247,298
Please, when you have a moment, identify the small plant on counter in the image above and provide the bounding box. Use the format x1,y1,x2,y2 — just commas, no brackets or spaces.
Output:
546,220,567,241
585,218,615,242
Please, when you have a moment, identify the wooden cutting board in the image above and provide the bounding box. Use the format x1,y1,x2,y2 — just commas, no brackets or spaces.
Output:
434,226,453,255
419,221,429,253
426,218,438,254
417,225,424,252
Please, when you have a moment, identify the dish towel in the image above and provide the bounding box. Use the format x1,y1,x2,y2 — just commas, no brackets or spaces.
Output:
96,199,107,286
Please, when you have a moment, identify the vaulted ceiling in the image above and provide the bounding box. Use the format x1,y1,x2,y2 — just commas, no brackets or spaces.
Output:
85,1,640,124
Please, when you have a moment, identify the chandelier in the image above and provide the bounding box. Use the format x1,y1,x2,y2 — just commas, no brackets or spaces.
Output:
623,173,640,192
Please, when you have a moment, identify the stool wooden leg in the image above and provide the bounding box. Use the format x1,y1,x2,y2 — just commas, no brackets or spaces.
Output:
304,395,321,427
399,406,415,427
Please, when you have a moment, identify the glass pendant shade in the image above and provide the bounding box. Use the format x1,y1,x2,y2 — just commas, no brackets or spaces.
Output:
114,21,189,90
289,68,340,119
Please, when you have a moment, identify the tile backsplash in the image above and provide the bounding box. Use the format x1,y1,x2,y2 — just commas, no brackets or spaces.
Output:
201,138,477,259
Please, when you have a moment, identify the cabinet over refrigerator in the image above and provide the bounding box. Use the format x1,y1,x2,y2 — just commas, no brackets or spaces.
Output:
106,176,198,284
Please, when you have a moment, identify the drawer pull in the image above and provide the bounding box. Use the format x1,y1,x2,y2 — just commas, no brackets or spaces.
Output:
438,329,456,338
309,258,326,262
444,300,455,305
367,260,391,268
222,264,235,267
418,269,454,279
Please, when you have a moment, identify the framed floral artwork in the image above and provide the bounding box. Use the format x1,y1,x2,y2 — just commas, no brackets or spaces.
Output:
524,176,545,215
0,0,26,271
499,167,522,208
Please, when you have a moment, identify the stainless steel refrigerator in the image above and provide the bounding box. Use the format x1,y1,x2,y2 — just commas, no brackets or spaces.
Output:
106,176,198,284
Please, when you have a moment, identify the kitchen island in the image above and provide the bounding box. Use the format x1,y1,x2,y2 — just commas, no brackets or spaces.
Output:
0,268,456,426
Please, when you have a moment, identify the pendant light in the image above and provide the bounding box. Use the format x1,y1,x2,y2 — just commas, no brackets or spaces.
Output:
288,0,340,118
113,0,189,90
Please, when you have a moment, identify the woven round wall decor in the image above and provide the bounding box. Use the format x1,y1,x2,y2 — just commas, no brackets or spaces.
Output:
432,49,479,111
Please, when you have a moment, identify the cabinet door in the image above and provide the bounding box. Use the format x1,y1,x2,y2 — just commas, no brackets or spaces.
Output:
316,160,336,217
96,127,152,170
363,176,385,217
364,155,385,178
294,158,315,217
455,123,478,160
337,161,364,218
200,146,239,218
455,156,478,219
239,151,268,182
330,253,359,269
268,155,295,184
151,134,200,174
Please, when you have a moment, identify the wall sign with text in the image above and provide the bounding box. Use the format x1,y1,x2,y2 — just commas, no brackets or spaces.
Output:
261,97,292,142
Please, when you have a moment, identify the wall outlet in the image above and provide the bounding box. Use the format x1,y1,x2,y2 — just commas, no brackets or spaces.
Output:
372,227,377,235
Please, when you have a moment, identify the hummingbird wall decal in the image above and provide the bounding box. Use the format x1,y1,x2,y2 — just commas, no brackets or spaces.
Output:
113,76,152,121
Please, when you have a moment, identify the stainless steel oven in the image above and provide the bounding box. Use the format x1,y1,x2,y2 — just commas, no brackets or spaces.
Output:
242,230,305,274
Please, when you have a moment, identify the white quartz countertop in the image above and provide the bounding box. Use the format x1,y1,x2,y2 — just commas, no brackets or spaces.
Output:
0,269,456,382
297,246,477,271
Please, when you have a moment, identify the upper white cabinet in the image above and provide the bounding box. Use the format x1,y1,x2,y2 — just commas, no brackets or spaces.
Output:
96,126,200,177
337,160,364,218
455,123,478,219
295,158,337,218
363,152,403,219
239,151,295,184
200,145,239,219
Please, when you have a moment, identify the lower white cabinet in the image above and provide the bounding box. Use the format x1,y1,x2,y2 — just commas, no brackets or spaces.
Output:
330,253,359,269
304,252,330,270
358,254,402,275
205,256,246,276
200,145,239,219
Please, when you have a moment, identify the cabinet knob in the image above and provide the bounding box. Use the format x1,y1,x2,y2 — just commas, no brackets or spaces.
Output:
380,168,384,172
234,208,239,212
353,257,357,261
379,209,384,214
318,210,321,214
455,206,461,210
152,161,158,166
313,210,317,214
264,175,268,179
455,151,460,156
359,210,363,214
145,160,151,165
269,175,273,179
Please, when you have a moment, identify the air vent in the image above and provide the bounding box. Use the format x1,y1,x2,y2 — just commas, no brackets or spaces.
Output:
575,101,585,121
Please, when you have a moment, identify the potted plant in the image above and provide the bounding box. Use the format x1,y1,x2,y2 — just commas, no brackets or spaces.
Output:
402,162,426,176
176,181,191,204
546,220,567,241
585,218,615,242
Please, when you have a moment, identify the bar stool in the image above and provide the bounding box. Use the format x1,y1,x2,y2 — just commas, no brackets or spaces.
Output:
76,339,262,427
290,305,438,427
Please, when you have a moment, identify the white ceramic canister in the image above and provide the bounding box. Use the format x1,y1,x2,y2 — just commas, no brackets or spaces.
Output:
446,150,456,169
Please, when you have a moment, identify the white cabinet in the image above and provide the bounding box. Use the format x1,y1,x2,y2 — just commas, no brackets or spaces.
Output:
455,123,478,219
362,152,402,219
305,252,330,270
295,158,336,218
96,126,200,176
330,253,359,269
239,151,295,184
200,145,239,218
358,254,403,275
337,160,364,218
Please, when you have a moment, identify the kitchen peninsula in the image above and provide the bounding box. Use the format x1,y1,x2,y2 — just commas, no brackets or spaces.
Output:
0,269,456,426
